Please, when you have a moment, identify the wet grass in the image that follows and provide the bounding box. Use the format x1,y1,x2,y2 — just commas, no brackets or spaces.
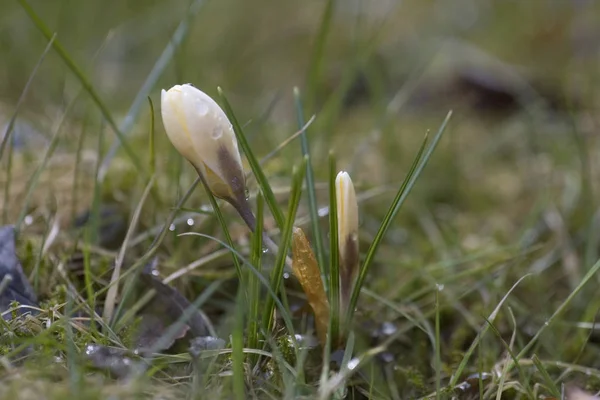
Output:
1,0,600,399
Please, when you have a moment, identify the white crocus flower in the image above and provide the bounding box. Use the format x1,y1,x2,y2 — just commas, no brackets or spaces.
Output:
335,171,359,310
161,84,246,204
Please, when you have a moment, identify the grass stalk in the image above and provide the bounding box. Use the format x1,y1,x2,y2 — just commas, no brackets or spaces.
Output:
262,159,306,335
328,152,340,346
247,193,264,361
294,88,327,280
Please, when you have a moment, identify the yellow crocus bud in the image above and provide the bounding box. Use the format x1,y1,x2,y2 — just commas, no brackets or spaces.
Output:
335,171,359,311
161,84,246,204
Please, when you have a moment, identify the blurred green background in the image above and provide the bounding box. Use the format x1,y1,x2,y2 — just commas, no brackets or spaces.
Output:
2,0,598,252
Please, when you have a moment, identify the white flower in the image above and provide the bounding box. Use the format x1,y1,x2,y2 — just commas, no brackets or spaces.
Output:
335,171,359,306
161,84,245,201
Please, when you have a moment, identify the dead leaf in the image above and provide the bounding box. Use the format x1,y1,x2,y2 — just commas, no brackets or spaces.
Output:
0,225,38,319
131,262,209,352
291,227,329,345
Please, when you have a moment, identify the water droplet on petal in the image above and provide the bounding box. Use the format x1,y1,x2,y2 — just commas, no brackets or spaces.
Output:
195,98,208,116
211,127,223,139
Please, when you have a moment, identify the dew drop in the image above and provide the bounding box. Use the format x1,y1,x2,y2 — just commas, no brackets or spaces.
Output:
318,207,329,217
283,272,290,279
85,344,98,356
195,99,208,116
24,215,33,225
436,283,445,291
187,218,194,226
211,127,223,139
262,247,269,254
347,358,359,370
169,223,176,231
381,321,397,336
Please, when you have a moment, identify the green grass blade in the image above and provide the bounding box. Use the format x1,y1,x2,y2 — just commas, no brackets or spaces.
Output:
328,152,340,345
82,121,105,329
148,97,156,176
305,0,335,108
111,177,201,324
294,87,327,279
346,111,452,326
218,87,285,229
247,192,264,360
98,0,207,177
2,121,14,225
17,0,146,177
516,256,600,361
105,176,155,326
65,293,80,395
262,159,306,334
449,273,531,386
484,316,534,399
196,168,244,286
532,354,560,398
435,286,441,400
181,232,296,336
232,287,246,400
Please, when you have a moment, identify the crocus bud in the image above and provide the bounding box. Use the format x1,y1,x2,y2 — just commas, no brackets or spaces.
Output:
161,84,246,204
335,171,359,310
